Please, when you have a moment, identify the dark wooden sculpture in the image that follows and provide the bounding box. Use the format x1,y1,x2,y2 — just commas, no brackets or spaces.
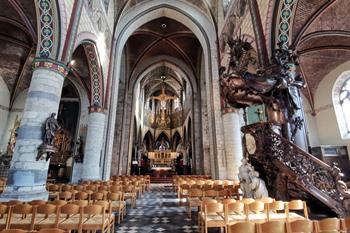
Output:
242,123,350,217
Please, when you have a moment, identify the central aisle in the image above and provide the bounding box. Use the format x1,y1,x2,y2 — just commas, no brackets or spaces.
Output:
116,184,198,233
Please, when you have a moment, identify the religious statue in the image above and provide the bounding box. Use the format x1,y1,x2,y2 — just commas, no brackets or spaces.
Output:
238,157,268,198
37,113,60,161
44,113,60,145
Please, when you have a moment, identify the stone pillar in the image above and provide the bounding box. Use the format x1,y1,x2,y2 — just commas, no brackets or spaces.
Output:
0,59,67,201
222,108,243,181
81,107,106,180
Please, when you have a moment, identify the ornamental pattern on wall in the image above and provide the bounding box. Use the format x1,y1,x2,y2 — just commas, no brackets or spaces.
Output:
84,44,103,107
276,0,297,47
37,0,56,58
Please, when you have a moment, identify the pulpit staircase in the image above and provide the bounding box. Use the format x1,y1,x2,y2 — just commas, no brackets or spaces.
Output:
242,123,350,217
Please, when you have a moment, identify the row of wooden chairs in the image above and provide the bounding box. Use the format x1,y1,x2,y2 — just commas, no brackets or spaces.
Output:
222,218,350,233
0,202,115,233
198,199,308,232
177,184,240,199
1,228,67,233
48,185,139,208
0,190,126,225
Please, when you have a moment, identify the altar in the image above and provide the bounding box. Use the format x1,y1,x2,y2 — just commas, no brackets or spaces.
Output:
148,150,177,177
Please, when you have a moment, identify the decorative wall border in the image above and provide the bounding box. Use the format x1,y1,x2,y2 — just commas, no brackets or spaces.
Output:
83,44,104,107
275,0,297,47
36,0,60,58
33,58,68,76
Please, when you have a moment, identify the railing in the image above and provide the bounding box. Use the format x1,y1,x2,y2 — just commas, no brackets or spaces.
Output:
242,123,350,217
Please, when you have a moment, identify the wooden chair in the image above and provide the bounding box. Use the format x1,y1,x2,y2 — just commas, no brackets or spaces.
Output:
198,199,218,232
29,200,46,206
228,222,255,233
315,218,341,233
37,228,66,233
0,229,27,233
74,192,89,202
57,204,81,233
247,201,266,222
107,192,126,224
286,200,308,221
289,219,314,233
0,204,10,230
8,204,34,230
109,185,122,193
187,188,203,218
71,200,89,207
6,201,22,207
33,204,58,230
123,186,137,208
90,192,105,203
80,204,110,233
341,217,350,232
258,220,287,233
50,200,67,207
57,191,73,201
268,201,286,221
203,189,217,201
47,184,60,200
217,189,230,200
224,202,246,225
200,202,226,233
61,185,72,192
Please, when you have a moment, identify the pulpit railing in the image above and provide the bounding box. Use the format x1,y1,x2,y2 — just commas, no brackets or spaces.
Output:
242,123,350,217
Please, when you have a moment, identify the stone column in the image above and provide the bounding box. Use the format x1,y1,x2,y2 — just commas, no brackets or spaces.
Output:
81,107,106,180
222,108,243,181
0,59,67,201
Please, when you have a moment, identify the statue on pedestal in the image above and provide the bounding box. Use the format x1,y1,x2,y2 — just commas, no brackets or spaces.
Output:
37,113,60,161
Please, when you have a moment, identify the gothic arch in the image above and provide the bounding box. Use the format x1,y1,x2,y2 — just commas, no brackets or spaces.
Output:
106,0,224,176
172,131,182,150
143,131,154,151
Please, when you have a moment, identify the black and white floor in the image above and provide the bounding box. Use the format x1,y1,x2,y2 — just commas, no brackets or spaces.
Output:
115,184,202,233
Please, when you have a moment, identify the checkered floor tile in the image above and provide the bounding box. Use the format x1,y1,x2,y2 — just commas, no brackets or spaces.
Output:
115,184,222,233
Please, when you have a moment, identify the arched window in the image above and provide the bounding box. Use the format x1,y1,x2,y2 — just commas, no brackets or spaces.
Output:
333,71,350,139
340,79,350,132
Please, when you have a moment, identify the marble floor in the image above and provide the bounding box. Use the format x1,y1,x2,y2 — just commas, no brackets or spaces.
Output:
115,184,221,233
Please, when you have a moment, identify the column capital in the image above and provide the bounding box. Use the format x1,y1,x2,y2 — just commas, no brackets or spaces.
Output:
33,58,69,77
222,107,238,115
89,106,106,114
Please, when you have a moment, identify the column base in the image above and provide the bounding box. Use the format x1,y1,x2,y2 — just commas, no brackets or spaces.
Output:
0,189,48,202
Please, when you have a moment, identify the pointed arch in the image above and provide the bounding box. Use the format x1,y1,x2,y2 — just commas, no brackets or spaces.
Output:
143,131,154,151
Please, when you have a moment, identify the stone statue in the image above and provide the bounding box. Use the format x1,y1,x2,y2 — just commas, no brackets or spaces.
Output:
43,113,60,146
37,113,60,161
238,158,268,198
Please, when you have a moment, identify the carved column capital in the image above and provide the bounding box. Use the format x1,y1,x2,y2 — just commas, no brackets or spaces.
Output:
222,107,238,115
33,58,69,77
89,106,106,114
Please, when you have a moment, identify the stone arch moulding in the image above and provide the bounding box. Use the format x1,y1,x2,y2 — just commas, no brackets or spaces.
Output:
129,55,198,95
333,70,350,139
35,0,63,59
82,42,105,109
104,0,225,178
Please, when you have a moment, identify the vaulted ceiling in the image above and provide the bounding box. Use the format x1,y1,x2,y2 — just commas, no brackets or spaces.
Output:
292,0,350,111
125,16,200,98
0,0,36,108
